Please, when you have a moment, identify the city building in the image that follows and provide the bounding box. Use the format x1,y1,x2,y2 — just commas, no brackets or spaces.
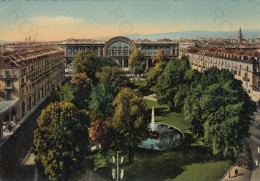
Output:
0,47,65,139
179,46,260,102
59,36,178,69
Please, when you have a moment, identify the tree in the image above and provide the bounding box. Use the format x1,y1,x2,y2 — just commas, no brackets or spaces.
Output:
73,50,101,83
108,88,148,163
89,83,117,116
129,49,146,77
152,49,169,64
34,102,90,181
97,56,118,67
153,58,190,111
146,62,166,87
89,119,110,146
71,73,92,109
184,67,256,158
56,82,76,103
96,66,129,91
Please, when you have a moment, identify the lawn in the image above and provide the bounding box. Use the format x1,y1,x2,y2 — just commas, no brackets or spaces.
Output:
93,81,232,181
145,99,190,133
128,80,152,96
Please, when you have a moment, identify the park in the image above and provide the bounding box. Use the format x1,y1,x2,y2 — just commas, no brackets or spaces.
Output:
33,49,255,181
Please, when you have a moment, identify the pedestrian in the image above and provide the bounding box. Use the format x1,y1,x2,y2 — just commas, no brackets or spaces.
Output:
228,171,231,178
235,168,238,177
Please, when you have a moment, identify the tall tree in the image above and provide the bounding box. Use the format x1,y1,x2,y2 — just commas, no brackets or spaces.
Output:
96,66,129,91
34,102,90,181
146,62,166,87
56,82,76,103
89,83,117,116
89,119,110,147
152,49,169,64
71,73,92,109
129,49,146,77
108,88,148,163
97,56,118,67
73,50,101,83
153,58,190,111
184,67,256,158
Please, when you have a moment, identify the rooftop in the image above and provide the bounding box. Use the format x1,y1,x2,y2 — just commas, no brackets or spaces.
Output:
0,48,64,69
182,47,260,64
0,100,19,115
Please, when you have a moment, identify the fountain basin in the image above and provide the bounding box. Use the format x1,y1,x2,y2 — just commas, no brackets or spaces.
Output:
139,122,184,150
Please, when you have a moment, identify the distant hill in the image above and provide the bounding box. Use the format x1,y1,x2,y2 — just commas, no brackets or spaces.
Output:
125,29,260,40
0,40,14,44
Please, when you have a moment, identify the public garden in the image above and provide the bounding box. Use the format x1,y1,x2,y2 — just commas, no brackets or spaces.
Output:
32,50,255,181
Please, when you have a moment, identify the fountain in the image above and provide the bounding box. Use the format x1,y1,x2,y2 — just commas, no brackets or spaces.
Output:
151,107,155,131
138,107,184,150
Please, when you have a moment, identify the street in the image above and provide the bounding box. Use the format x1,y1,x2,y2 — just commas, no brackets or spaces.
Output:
0,97,51,181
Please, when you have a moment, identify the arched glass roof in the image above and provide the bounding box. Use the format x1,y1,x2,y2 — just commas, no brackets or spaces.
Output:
107,41,133,50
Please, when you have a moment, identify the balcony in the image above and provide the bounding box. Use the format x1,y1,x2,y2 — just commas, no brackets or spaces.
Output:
3,84,14,90
243,77,250,82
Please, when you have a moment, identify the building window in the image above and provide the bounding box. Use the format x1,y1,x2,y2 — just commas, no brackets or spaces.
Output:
6,80,11,87
7,92,10,100
238,71,241,76
244,72,248,78
5,70,10,77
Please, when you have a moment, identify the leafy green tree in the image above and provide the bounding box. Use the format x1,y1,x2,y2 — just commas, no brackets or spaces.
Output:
73,50,101,83
146,62,166,87
34,102,90,181
152,49,169,64
153,58,190,111
184,67,256,158
129,49,146,77
96,66,129,91
89,83,117,116
71,73,92,109
89,110,107,123
108,88,148,163
97,56,118,67
56,82,75,103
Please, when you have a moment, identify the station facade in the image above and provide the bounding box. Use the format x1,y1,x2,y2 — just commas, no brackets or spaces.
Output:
59,36,179,68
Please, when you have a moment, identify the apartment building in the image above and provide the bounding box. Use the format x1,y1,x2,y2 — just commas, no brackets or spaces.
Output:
0,47,65,139
179,47,260,102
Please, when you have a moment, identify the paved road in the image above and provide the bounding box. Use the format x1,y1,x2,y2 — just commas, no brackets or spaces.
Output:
248,111,260,181
0,97,51,181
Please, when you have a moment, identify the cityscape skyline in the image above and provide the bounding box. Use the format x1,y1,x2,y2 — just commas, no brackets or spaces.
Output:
1,0,260,41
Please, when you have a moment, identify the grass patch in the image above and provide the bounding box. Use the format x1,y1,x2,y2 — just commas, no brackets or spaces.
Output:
145,99,190,133
121,147,231,181
129,81,153,96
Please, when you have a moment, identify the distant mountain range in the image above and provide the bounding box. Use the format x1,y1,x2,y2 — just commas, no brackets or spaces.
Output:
0,40,14,44
125,29,260,40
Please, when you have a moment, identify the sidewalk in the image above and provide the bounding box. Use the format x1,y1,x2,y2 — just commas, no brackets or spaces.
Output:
222,166,251,181
248,110,260,181
0,94,50,148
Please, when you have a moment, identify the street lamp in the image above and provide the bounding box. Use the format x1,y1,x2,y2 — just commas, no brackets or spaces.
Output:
255,146,260,168
112,151,124,181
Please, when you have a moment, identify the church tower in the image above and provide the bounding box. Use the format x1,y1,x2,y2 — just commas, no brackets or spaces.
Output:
238,27,242,43
0,45,3,61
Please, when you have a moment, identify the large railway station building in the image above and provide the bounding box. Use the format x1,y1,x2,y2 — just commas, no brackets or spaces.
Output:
59,36,179,69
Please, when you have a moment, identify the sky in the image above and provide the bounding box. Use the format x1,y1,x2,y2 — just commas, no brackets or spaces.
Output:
0,0,260,41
